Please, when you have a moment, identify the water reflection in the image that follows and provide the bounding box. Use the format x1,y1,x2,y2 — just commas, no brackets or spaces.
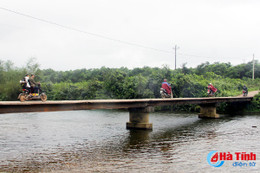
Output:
0,111,259,172
126,129,151,147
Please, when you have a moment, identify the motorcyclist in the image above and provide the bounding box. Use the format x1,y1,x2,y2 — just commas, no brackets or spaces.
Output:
243,85,248,96
29,74,40,93
162,79,172,95
20,74,31,90
208,83,217,95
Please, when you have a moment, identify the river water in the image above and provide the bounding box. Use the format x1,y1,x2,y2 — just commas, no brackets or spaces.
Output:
0,110,259,172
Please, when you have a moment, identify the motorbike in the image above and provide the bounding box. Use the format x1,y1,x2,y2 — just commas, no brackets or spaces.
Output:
242,90,248,96
18,84,47,102
207,89,215,97
160,88,172,98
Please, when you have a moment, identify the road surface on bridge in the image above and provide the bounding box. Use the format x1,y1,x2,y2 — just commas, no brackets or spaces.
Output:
0,91,258,114
237,90,259,97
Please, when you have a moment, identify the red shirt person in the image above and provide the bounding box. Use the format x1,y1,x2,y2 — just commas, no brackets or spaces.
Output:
162,79,172,94
208,83,217,93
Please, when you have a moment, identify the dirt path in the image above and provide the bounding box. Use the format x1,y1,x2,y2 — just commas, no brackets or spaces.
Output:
237,90,259,97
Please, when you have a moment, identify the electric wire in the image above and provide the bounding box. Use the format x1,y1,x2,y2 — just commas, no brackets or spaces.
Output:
0,6,254,61
0,6,173,54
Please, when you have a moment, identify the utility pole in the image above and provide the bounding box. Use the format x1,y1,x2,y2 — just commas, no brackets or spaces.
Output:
173,45,179,70
252,54,255,80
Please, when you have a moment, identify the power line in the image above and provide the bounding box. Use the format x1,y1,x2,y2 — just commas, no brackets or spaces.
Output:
0,7,254,64
178,52,253,62
0,6,173,54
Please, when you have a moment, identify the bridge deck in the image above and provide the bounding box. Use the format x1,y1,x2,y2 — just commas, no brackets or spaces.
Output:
0,94,255,114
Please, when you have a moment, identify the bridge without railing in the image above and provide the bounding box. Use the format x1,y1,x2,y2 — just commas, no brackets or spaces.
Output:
0,94,256,130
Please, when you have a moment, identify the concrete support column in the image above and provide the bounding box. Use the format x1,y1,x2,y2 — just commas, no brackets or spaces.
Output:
198,103,219,118
126,107,153,130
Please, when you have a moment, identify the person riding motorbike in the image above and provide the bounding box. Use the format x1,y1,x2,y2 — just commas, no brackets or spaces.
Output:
18,74,47,102
161,79,172,98
207,83,217,96
242,85,248,96
29,74,40,93
20,74,31,91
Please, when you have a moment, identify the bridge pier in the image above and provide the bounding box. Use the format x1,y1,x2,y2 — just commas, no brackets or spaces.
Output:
198,103,219,118
126,107,153,130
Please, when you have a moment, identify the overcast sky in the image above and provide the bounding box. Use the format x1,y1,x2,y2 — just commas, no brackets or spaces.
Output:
0,0,259,70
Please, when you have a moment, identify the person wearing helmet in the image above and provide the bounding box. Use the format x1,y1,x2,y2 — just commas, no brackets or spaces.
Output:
208,83,217,95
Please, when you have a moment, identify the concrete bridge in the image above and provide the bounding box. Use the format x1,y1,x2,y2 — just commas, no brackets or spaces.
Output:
0,91,257,130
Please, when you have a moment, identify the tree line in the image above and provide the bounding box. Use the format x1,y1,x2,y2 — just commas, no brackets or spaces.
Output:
0,58,259,101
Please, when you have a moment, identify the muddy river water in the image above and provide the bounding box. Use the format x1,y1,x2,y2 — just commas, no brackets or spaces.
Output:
0,110,259,172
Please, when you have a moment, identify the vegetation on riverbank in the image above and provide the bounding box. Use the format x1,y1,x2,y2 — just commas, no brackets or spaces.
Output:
0,58,259,112
245,93,260,112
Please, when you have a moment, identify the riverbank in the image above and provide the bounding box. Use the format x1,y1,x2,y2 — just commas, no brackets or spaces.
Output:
1,60,260,101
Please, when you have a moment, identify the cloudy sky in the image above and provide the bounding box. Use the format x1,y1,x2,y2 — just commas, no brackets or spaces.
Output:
0,0,259,70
